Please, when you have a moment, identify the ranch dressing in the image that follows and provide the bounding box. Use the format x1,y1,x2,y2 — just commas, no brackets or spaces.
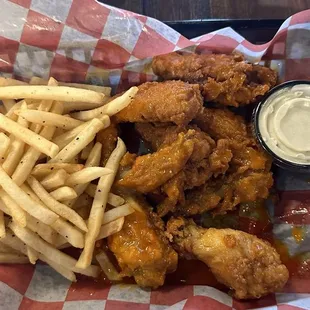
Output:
258,84,310,165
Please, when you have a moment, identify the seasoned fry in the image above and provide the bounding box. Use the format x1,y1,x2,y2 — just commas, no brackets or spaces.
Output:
50,218,84,248
50,186,77,202
65,143,102,208
97,217,124,240
0,242,19,253
96,251,122,281
30,76,111,96
0,210,5,238
49,118,106,163
0,166,59,225
40,253,77,282
0,133,10,162
2,102,29,176
63,101,108,114
66,167,112,186
76,138,126,268
0,253,29,264
5,99,24,120
52,115,110,150
31,163,84,177
40,169,69,191
0,191,27,227
27,176,88,232
2,100,15,113
16,110,84,130
0,77,27,86
102,204,134,225
81,141,94,160
71,86,138,121
85,184,125,207
0,104,6,114
11,102,64,186
27,246,38,264
0,114,59,158
9,222,98,277
0,85,106,104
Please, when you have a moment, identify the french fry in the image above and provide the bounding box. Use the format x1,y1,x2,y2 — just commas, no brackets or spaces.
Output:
0,242,19,253
52,115,110,150
2,102,29,176
0,210,5,238
11,102,64,186
96,251,122,281
31,163,84,177
71,86,138,121
50,218,84,248
102,204,134,225
30,78,58,134
49,118,106,163
2,99,15,113
65,143,102,208
0,191,27,227
0,188,58,245
27,246,38,264
40,253,77,282
97,217,124,240
0,114,59,158
63,101,108,114
27,176,88,232
85,184,125,207
9,222,99,277
0,77,27,86
66,167,112,186
16,110,84,130
50,186,77,202
76,138,126,269
40,169,69,191
0,253,29,264
0,85,106,104
0,166,59,225
30,77,111,96
0,132,10,162
80,141,94,160
5,99,24,121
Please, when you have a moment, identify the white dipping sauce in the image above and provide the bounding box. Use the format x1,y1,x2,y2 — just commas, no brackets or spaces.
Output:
258,84,310,165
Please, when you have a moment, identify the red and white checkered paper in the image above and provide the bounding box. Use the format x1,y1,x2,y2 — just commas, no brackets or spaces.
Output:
1,0,310,309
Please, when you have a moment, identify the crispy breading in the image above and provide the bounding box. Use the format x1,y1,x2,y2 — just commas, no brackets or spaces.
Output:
166,217,289,299
115,80,203,125
108,201,178,289
152,52,277,107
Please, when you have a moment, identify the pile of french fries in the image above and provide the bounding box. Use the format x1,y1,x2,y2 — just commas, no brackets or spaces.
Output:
0,76,139,281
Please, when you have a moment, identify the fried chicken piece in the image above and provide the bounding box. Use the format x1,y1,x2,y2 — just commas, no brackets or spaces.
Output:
118,131,195,193
115,80,203,126
166,217,289,299
182,171,273,216
194,107,249,143
108,201,178,289
96,122,118,165
152,52,277,107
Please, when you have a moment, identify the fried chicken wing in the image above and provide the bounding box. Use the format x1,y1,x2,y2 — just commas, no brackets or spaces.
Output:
96,122,118,165
152,52,277,107
194,107,249,143
166,218,289,299
118,131,195,193
108,201,178,289
115,80,203,126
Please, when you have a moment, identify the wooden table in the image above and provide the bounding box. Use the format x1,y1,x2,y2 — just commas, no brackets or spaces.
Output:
103,0,310,20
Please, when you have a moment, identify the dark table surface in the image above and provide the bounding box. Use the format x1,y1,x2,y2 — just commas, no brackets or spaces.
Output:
103,0,310,21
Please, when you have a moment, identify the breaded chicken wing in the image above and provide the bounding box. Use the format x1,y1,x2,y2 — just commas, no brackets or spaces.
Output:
108,199,178,289
115,80,203,126
166,217,289,299
152,52,277,107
